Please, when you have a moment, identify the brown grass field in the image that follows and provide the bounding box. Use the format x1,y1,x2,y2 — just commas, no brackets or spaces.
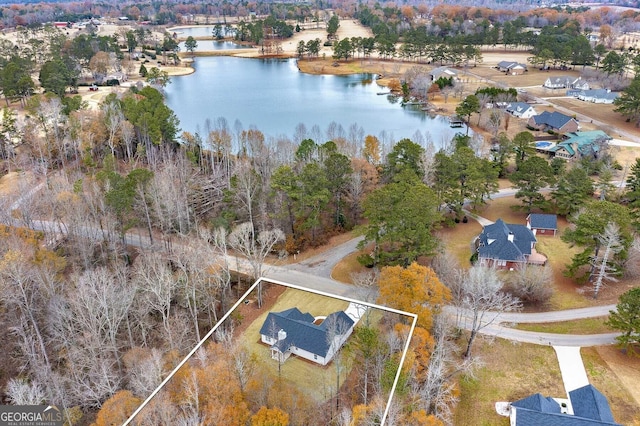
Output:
453,337,640,425
239,287,351,403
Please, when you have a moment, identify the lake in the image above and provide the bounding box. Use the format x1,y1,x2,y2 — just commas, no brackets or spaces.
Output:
169,25,225,38
164,56,469,147
178,40,246,51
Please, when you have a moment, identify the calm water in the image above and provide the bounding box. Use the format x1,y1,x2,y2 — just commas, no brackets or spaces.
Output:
169,26,228,38
178,40,245,51
164,56,468,146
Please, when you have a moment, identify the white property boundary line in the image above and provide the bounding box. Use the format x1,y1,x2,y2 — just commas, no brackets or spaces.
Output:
124,277,418,425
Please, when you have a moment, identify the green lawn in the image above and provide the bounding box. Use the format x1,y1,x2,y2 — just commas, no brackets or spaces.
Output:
514,317,611,334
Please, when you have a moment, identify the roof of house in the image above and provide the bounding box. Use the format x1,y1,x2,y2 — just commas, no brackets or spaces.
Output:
511,385,620,426
429,66,457,78
577,89,618,101
512,393,561,413
506,102,534,113
527,213,558,230
546,76,573,85
477,219,536,262
498,60,527,68
259,308,354,358
549,130,610,156
531,111,576,130
569,385,617,423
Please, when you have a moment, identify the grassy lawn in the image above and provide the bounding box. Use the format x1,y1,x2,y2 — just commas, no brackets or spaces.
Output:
454,337,564,426
513,317,611,334
582,347,640,424
332,250,367,284
454,337,639,425
239,287,351,403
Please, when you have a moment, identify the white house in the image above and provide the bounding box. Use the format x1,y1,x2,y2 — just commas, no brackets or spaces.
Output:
429,66,458,81
259,308,355,366
506,102,537,119
497,61,528,75
575,89,618,104
544,76,589,90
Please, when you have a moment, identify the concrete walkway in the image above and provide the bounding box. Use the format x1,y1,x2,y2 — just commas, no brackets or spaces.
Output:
553,346,590,405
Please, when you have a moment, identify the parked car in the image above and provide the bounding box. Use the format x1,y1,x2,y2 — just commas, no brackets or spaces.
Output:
89,84,99,91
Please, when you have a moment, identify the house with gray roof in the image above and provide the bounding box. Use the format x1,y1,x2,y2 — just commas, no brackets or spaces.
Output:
506,102,537,119
544,76,590,90
526,213,558,236
509,384,620,425
429,66,458,81
497,61,527,75
575,89,619,104
528,111,579,134
260,307,355,366
475,219,546,269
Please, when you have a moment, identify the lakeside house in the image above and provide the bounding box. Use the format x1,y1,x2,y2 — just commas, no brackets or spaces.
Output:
528,111,579,134
474,219,547,270
547,130,610,160
259,307,355,366
497,61,528,75
543,76,590,90
509,384,621,425
429,66,458,81
506,102,537,119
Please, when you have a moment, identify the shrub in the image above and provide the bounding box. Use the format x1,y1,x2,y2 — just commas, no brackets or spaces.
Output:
504,264,553,305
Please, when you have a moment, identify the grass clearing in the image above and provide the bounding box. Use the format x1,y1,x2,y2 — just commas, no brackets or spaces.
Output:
435,220,483,267
581,347,640,424
331,250,367,284
454,337,564,425
239,287,351,403
453,337,639,425
513,317,611,334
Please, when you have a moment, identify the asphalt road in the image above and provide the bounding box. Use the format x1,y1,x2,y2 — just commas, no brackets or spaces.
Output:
2,188,622,347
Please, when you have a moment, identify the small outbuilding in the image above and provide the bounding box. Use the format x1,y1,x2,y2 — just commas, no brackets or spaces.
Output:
526,213,558,236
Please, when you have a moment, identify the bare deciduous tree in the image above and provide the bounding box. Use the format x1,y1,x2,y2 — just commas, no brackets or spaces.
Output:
460,265,522,358
592,222,623,299
228,223,284,307
505,263,553,305
5,378,46,405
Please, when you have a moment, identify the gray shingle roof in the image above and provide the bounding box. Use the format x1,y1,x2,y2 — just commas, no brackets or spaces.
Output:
570,385,617,423
531,111,575,130
477,219,536,262
511,385,621,426
527,213,557,230
259,308,354,358
506,102,533,114
512,393,561,413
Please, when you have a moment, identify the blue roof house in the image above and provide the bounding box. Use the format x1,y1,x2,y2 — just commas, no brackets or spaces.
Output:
475,219,547,269
509,384,621,425
526,213,558,236
260,307,355,366
528,111,579,134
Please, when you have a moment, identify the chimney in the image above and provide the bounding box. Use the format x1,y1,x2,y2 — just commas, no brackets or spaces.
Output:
508,232,514,242
277,329,287,341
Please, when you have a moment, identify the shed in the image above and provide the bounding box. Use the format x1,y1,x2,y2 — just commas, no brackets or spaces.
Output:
526,213,558,236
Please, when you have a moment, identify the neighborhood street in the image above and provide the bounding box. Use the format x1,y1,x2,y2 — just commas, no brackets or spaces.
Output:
1,187,621,347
